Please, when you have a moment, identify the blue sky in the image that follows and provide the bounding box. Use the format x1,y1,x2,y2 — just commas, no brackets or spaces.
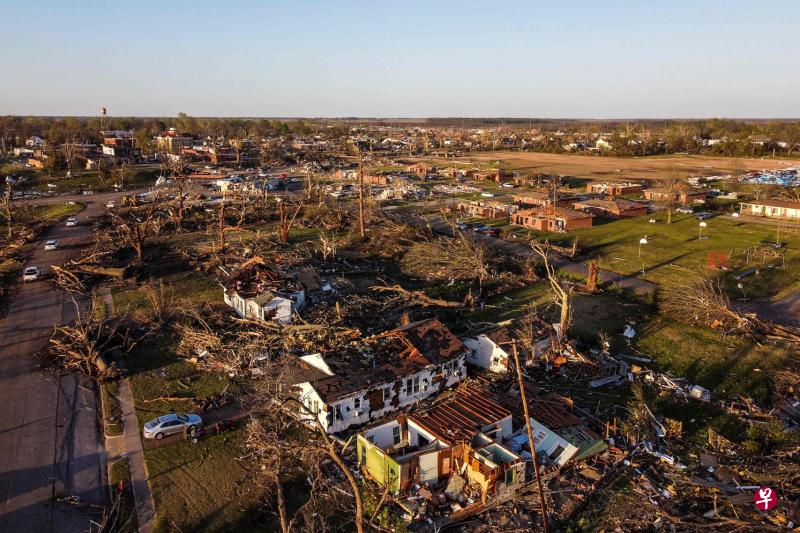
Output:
0,1,797,118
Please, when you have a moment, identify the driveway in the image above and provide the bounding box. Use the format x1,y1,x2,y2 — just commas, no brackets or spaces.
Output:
0,196,127,532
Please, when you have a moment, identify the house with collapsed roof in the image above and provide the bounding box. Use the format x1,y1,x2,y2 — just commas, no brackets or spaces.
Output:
285,319,468,434
511,206,594,232
221,257,321,324
462,323,551,373
572,197,648,219
456,201,518,220
502,385,608,468
586,182,643,196
357,388,525,503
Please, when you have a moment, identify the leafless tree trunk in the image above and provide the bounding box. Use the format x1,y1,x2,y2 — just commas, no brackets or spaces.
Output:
2,183,12,240
532,242,573,337
278,199,304,244
358,158,366,239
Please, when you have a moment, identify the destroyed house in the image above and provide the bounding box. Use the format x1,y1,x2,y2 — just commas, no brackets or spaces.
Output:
503,389,608,468
357,389,524,502
572,197,648,219
586,182,643,196
291,319,468,434
462,322,551,373
456,201,517,219
221,257,319,324
511,206,594,232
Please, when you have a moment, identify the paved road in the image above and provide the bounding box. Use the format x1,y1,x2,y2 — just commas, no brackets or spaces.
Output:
0,196,127,532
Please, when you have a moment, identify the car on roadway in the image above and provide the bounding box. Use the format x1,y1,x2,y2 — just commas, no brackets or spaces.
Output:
44,240,59,251
480,192,495,198
23,266,41,282
477,227,501,237
66,216,78,227
501,182,516,188
675,207,693,214
695,212,713,220
143,412,203,440
106,200,117,209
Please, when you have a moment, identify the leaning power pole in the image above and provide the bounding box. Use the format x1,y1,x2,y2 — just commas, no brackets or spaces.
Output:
512,342,549,532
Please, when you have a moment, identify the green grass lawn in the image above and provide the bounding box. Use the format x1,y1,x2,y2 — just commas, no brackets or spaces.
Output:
146,429,268,533
513,212,800,299
112,272,221,316
30,168,159,193
20,202,83,223
108,458,138,533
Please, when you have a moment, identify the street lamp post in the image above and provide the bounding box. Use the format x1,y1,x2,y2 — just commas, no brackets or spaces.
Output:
698,220,707,239
639,236,648,275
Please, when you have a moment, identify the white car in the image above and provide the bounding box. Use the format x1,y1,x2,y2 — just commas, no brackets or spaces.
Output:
66,217,78,227
481,192,495,198
501,182,516,188
23,267,40,282
143,413,203,440
44,240,59,251
106,200,117,209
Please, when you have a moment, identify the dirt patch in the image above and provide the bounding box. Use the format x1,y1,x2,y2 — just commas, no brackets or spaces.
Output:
445,152,796,182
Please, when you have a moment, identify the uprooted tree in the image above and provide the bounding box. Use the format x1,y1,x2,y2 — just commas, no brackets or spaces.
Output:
400,234,491,288
662,274,800,345
48,299,149,379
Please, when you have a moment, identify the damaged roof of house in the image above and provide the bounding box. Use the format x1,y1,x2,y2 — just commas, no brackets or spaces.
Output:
295,319,467,403
411,388,511,443
221,256,315,298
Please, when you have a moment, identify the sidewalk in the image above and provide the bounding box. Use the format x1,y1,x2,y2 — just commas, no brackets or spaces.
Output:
102,288,156,533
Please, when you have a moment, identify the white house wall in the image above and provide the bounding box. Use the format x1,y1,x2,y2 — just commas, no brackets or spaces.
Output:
302,355,467,434
464,336,508,373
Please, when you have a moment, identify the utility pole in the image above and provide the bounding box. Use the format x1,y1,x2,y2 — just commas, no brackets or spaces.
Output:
512,342,549,532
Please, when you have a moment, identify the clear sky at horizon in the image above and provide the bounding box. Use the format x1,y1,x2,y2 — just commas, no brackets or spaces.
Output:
0,1,798,118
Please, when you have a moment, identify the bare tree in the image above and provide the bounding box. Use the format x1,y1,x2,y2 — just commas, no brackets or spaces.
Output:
663,275,800,345
112,193,163,265
659,167,683,224
401,234,491,288
357,156,367,239
277,198,304,244
531,242,573,337
217,193,248,255
248,371,366,533
1,181,13,239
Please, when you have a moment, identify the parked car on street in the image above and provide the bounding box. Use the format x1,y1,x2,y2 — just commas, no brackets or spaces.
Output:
695,212,713,220
143,413,203,440
480,192,495,198
44,240,59,251
477,227,501,237
501,182,516,188
66,216,78,227
23,266,41,282
106,200,117,209
675,207,693,214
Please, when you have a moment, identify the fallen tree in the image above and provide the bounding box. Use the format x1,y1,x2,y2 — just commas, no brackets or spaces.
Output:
662,275,800,345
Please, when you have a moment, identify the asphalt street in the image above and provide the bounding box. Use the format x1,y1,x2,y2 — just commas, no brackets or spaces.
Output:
0,196,118,532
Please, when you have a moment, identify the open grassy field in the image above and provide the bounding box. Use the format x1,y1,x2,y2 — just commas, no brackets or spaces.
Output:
506,212,800,300
146,429,268,532
439,152,797,182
